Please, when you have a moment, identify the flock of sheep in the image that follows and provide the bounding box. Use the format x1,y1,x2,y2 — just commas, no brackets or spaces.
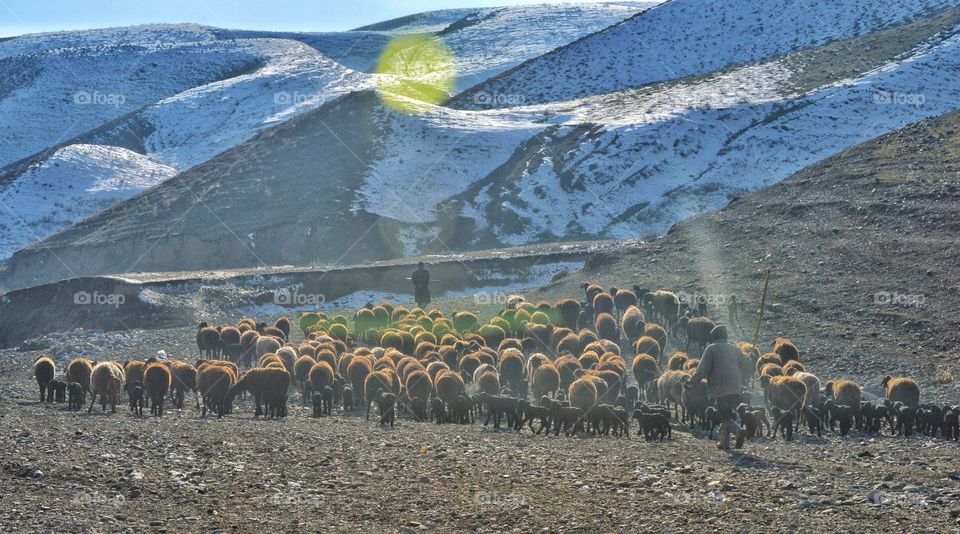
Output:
30,284,960,444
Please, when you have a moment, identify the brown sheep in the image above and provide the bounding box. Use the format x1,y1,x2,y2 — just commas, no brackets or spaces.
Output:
684,317,716,356
255,336,282,359
144,361,172,416
766,376,807,433
33,356,55,403
682,358,699,371
772,338,799,363
612,288,638,317
404,370,433,420
666,352,689,371
294,355,318,403
196,322,221,358
656,370,688,418
476,370,501,396
569,377,598,413
556,299,581,330
219,326,242,361
631,354,659,399
308,362,335,407
782,360,805,376
824,379,862,421
435,370,465,406
275,316,292,340
88,361,124,413
230,367,289,417
881,376,920,407
736,342,760,387
67,357,93,395
533,363,560,400
170,361,197,409
755,352,782,375
348,357,373,403
643,290,680,326
642,324,667,355
792,372,820,412
498,350,525,392
123,360,146,406
621,306,645,344
633,336,661,359
553,355,582,390
364,370,395,420
239,330,259,367
198,365,234,417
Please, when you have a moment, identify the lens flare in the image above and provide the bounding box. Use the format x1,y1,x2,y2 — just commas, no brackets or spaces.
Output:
375,34,457,114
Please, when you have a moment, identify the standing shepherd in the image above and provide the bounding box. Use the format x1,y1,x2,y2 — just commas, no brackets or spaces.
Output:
412,262,431,309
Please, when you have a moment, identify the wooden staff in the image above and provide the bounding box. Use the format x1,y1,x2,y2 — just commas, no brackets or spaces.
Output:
752,270,771,348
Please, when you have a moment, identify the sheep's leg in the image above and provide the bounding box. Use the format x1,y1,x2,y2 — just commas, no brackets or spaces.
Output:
87,393,97,413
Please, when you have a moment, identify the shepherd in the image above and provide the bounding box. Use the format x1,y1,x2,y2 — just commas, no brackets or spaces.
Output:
412,262,431,309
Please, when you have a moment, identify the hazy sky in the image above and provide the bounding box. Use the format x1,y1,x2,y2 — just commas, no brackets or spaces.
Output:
0,0,617,37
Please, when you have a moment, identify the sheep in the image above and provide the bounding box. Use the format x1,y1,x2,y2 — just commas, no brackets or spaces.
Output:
308,362,335,408
736,342,759,387
827,403,855,435
549,402,584,436
67,358,93,396
666,352,689,371
255,336,282,360
679,375,709,427
632,410,671,441
755,353,782,375
765,375,806,433
556,299,581,330
378,391,397,427
517,399,552,434
772,338,799,363
498,351,525,394
128,382,144,416
219,327,242,361
592,292,615,318
702,406,721,439
475,392,520,428
476,369,501,396
881,376,920,408
33,356,55,403
894,405,917,437
68,382,85,411
642,290,680,328
619,305,646,343
431,397,446,424
229,367,289,418
633,336,661,360
436,370,465,410
532,363,560,400
569,377,598,416
348,358,373,407
404,370,433,421
239,330,259,367
656,370,688,419
312,392,325,417
631,354,659,400
684,317,716,356
123,360,147,407
196,322,221,358
804,406,823,436
612,288,638,319
364,370,395,420
782,361,805,376
594,313,617,343
144,361,172,416
736,404,770,438
824,379,862,429
943,407,959,440
792,372,820,423
51,380,67,403
275,316,292,340
294,355,318,404
915,404,943,436
88,361,124,413
170,361,197,409
770,407,795,440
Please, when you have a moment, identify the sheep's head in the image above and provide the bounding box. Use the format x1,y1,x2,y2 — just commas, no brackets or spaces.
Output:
880,375,892,388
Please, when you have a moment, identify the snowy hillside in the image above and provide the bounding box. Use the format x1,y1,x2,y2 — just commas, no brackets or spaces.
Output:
0,144,177,259
454,0,960,107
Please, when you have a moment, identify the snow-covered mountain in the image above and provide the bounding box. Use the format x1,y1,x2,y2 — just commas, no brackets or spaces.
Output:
3,0,960,291
0,2,651,263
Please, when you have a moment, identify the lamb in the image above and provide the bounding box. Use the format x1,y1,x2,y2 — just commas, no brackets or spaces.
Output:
517,399,551,434
476,392,520,429
341,386,354,412
550,402,584,436
450,393,473,424
894,405,917,437
881,376,920,407
144,361,172,416
943,407,959,440
128,381,144,416
632,410,671,440
702,406,721,439
378,391,397,427
827,403,854,436
804,406,823,436
51,380,67,403
312,391,325,417
68,382,85,411
770,407,795,440
196,322,221,358
33,356,55,403
431,397,446,424
736,404,770,438
88,361,124,413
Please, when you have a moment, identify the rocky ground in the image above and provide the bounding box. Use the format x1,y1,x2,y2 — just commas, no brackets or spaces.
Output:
1,323,959,533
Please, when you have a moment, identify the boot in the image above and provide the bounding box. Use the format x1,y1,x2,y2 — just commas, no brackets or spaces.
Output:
730,420,746,449
717,425,731,450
